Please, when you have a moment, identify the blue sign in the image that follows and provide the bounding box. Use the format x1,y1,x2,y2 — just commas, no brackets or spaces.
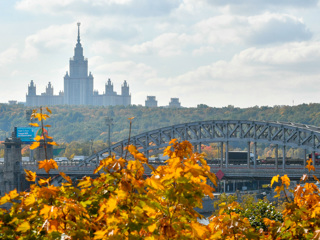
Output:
16,127,48,143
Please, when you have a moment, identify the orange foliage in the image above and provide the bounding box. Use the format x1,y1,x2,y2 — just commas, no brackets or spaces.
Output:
0,108,320,239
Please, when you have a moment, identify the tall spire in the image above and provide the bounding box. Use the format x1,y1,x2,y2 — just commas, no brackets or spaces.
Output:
73,22,84,61
77,22,81,44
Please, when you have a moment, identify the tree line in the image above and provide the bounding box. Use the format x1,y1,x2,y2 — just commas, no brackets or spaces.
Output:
0,103,320,157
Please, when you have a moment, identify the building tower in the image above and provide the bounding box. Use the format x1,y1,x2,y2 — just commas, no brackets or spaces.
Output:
121,80,131,106
64,22,94,105
105,79,115,95
45,82,54,96
28,80,36,96
26,80,37,106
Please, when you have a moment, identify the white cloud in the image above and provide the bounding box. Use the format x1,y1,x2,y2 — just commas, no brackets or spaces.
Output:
128,33,191,57
247,13,312,44
204,0,319,14
192,46,216,56
91,60,158,94
15,0,180,16
22,23,75,59
95,60,156,76
194,15,246,45
194,13,311,46
15,0,75,14
137,41,320,107
0,48,19,67
234,41,320,67
121,12,312,60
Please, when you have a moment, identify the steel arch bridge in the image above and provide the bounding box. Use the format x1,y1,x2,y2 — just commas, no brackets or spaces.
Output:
79,120,320,167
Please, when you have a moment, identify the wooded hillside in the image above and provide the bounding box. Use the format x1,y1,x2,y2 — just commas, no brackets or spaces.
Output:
0,103,320,144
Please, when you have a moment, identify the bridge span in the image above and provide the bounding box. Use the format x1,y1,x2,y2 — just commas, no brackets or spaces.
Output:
80,119,320,169
1,119,320,195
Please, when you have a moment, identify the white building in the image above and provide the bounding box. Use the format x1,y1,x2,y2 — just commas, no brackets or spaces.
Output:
26,23,131,107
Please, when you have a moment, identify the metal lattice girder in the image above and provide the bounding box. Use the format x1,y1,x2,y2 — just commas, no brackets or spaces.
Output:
79,120,320,166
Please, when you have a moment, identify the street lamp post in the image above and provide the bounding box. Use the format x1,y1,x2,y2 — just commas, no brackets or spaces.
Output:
105,117,113,156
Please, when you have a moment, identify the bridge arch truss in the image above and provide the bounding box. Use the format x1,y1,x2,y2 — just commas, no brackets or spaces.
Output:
81,120,320,166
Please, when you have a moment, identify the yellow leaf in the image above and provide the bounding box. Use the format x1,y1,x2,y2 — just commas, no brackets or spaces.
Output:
29,123,39,127
38,186,59,199
48,219,59,233
38,159,58,173
191,221,207,238
40,205,52,218
146,178,164,190
34,113,42,121
93,164,103,174
143,204,156,215
16,221,30,233
38,178,51,186
9,189,19,199
44,125,51,128
295,184,304,197
148,223,157,233
24,194,36,206
77,176,92,188
107,197,117,212
47,141,59,146
30,142,41,150
274,185,284,198
281,174,290,189
271,175,279,187
24,169,36,182
94,230,108,239
206,171,217,187
306,163,315,172
34,135,43,141
46,107,52,114
128,117,135,120
0,195,10,205
60,172,72,184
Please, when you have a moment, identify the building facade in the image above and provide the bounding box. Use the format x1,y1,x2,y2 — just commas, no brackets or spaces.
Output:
145,96,158,107
26,23,131,107
169,98,181,108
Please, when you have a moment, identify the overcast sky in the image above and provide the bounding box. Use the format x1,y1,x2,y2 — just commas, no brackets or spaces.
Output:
1,0,320,108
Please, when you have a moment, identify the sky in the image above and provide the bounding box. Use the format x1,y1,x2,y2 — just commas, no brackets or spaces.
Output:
1,0,320,108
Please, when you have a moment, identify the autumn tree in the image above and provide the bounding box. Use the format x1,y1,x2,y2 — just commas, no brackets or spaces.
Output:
1,107,320,239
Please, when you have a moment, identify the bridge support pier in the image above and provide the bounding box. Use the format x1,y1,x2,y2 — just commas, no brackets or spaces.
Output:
1,133,22,196
247,142,250,169
275,144,278,170
282,146,286,170
253,142,257,169
220,142,223,168
35,140,53,161
225,141,229,169
312,150,316,167
304,149,307,167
